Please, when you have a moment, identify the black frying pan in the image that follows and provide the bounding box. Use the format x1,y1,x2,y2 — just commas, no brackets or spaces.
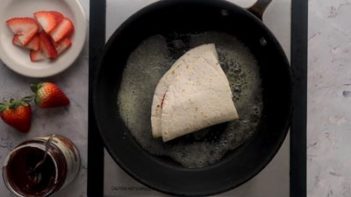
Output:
94,0,292,196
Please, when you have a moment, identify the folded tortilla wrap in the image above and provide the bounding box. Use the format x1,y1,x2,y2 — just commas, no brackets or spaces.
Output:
151,44,239,141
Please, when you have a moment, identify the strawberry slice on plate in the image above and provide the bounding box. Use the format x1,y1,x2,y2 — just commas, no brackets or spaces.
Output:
50,18,74,42
50,11,64,22
25,34,40,51
13,34,40,51
12,35,22,46
55,38,72,55
34,11,64,33
39,32,57,59
30,50,45,62
6,17,39,45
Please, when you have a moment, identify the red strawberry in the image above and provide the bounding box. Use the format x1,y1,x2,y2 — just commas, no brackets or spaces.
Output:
50,11,64,22
55,38,72,55
31,82,70,108
13,34,40,51
12,35,22,46
39,32,57,59
6,17,39,45
0,97,32,133
26,34,40,51
34,11,64,33
30,50,45,62
50,18,74,42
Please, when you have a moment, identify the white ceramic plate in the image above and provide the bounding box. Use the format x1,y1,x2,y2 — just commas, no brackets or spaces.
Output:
0,0,87,78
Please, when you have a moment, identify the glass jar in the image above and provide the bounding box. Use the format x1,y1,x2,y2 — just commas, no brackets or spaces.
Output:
2,134,80,197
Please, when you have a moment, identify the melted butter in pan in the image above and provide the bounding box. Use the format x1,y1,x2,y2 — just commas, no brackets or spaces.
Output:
117,32,263,168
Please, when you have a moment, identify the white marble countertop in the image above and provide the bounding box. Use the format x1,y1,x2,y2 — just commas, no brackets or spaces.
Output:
308,0,351,196
0,0,89,196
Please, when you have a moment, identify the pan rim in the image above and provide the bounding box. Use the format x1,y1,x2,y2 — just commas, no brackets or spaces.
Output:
93,0,293,196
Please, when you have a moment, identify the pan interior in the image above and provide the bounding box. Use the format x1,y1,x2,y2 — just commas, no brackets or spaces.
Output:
117,31,263,168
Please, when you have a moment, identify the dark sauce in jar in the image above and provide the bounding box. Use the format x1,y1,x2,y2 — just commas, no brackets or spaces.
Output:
4,147,57,196
3,135,80,197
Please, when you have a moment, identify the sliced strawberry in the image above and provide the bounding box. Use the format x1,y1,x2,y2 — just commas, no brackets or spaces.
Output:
39,32,57,59
49,11,64,23
30,50,45,62
6,17,39,45
55,38,72,55
50,18,74,42
13,34,40,51
34,11,64,33
25,34,40,51
12,35,23,47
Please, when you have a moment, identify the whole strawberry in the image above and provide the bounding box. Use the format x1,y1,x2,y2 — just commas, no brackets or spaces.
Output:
31,82,70,108
0,97,32,133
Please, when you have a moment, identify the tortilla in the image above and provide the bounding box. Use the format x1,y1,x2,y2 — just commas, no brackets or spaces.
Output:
151,58,185,138
151,44,239,141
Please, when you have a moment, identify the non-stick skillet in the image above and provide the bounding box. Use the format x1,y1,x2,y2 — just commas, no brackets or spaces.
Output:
94,0,292,196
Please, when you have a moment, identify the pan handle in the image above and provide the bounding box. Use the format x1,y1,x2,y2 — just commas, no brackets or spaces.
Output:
247,0,272,20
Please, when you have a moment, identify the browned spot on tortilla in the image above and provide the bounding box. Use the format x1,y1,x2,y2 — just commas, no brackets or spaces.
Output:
160,90,168,109
195,107,199,111
172,70,175,75
157,105,160,108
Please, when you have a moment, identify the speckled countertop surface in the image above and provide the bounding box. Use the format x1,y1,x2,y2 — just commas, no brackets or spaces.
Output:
308,0,351,196
0,0,89,196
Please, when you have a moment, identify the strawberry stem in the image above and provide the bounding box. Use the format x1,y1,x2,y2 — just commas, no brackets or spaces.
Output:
4,97,32,109
30,83,42,93
9,100,19,109
0,103,5,112
30,83,38,93
22,95,34,103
